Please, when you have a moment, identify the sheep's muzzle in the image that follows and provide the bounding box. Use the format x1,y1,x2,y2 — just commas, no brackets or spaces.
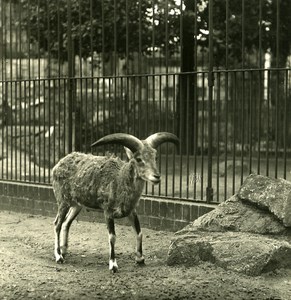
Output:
147,173,161,185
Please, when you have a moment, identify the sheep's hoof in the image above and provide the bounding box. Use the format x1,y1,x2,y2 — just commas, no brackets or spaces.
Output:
109,259,118,273
135,256,145,265
111,266,118,274
55,254,64,264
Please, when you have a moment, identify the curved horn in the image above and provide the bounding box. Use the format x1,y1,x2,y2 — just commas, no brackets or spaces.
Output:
145,132,179,149
91,133,144,153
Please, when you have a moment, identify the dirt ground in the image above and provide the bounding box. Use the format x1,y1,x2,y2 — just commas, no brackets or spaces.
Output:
1,211,291,300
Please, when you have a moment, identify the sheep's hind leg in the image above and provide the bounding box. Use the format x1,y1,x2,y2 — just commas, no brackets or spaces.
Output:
106,216,118,273
60,205,82,258
128,211,145,265
54,204,70,263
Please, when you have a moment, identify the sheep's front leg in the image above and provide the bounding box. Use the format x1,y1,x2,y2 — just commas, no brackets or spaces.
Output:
128,211,145,265
54,204,70,263
105,216,118,273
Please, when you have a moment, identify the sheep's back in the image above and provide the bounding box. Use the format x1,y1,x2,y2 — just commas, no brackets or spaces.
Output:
52,152,107,180
52,152,124,204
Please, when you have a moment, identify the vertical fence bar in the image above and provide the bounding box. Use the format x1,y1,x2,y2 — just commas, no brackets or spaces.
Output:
232,72,237,195
259,0,263,68
249,71,253,175
172,74,176,198
27,1,33,181
216,72,221,202
138,1,142,139
5,80,9,180
77,0,82,152
164,0,169,197
240,71,245,185
283,69,288,179
257,0,263,177
67,0,73,153
52,78,56,171
200,72,205,200
257,71,262,175
185,75,190,199
37,0,41,181
32,80,36,182
85,78,88,150
158,74,162,196
113,0,117,135
57,0,61,161
1,0,4,179
90,0,94,148
9,0,13,180
266,70,270,176
178,0,183,199
193,0,198,200
18,2,23,181
206,0,214,202
224,0,229,200
241,0,245,185
85,2,90,151
14,80,18,181
274,0,280,178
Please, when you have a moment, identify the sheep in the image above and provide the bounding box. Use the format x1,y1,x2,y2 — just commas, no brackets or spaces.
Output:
52,132,179,273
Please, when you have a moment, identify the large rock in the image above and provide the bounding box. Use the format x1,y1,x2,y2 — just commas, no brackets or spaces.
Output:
167,231,291,276
168,174,291,275
238,174,291,227
177,194,288,235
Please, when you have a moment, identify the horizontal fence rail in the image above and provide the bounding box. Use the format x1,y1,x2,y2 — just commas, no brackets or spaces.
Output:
1,0,290,203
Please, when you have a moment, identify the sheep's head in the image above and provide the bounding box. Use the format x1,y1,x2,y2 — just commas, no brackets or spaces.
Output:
91,132,179,185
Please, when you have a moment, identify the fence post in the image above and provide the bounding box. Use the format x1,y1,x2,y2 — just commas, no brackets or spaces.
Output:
66,0,74,153
206,0,214,203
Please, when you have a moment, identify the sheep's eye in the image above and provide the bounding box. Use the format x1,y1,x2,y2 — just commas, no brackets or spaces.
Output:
136,157,143,163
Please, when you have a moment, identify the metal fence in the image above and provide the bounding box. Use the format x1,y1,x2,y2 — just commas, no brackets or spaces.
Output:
1,0,290,203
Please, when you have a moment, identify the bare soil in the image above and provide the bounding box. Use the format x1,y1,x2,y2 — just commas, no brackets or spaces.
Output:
1,211,291,300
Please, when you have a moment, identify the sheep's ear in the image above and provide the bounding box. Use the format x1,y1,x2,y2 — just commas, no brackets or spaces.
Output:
124,147,134,160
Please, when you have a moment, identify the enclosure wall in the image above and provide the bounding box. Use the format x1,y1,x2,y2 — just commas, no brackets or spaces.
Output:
0,180,215,231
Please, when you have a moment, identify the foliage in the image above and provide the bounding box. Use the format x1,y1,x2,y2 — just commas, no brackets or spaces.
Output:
21,0,291,68
187,0,291,68
22,0,180,62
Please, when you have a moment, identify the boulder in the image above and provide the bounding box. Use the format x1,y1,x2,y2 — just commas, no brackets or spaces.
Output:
238,174,291,227
177,195,288,235
167,231,291,276
168,174,291,275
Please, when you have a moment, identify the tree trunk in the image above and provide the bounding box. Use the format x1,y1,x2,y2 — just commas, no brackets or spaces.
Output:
176,1,196,155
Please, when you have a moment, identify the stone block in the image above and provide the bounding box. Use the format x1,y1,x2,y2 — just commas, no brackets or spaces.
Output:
178,194,288,235
238,174,291,227
167,231,291,276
